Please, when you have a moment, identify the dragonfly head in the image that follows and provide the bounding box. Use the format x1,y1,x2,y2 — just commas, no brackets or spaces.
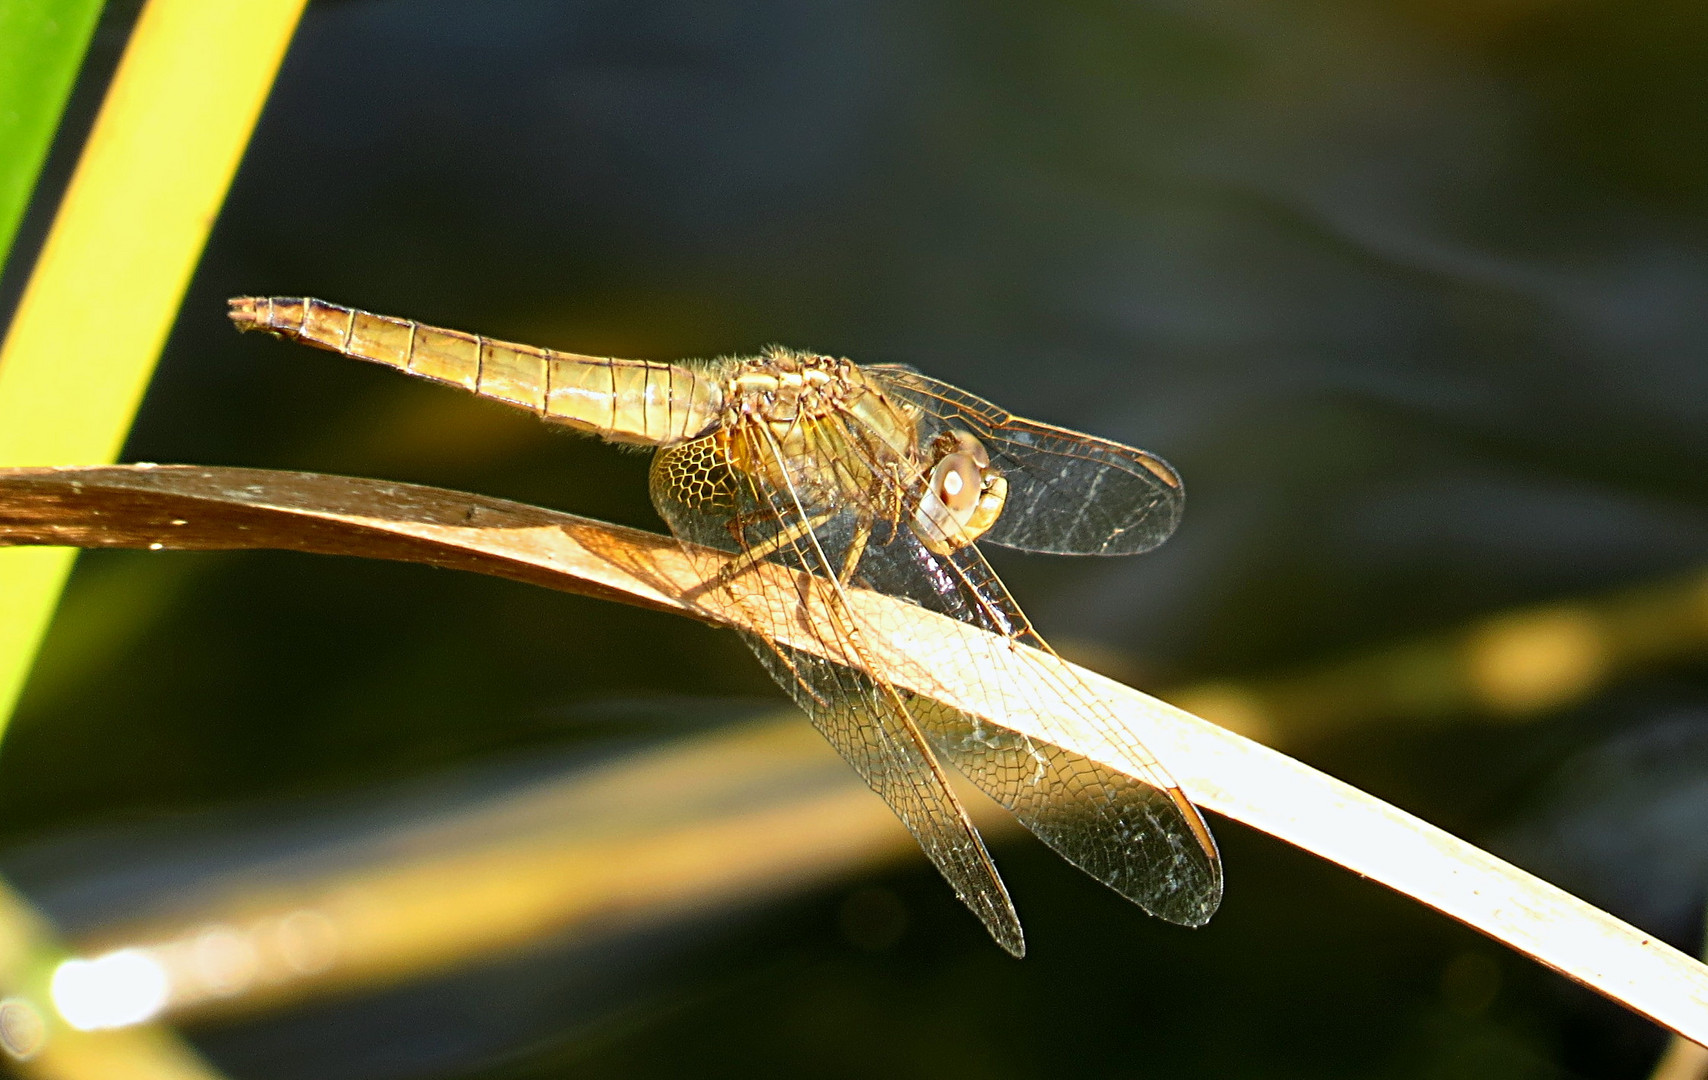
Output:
912,430,1008,555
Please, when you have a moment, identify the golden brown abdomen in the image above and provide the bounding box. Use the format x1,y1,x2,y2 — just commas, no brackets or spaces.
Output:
228,297,723,446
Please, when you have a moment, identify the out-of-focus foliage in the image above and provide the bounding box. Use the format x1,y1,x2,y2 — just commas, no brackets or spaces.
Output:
0,0,102,276
3,0,1707,1077
0,0,104,744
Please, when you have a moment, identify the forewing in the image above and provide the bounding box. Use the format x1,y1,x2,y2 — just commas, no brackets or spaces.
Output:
866,365,1183,556
649,427,1026,955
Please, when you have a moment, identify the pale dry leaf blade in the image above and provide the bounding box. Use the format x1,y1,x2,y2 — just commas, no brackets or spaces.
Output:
2,464,1707,1043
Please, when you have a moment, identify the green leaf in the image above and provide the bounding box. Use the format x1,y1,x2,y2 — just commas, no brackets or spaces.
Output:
0,0,103,276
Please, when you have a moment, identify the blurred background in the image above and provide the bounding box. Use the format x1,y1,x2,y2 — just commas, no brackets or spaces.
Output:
3,0,1708,1076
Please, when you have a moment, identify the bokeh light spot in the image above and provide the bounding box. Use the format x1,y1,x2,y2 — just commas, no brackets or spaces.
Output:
50,949,169,1031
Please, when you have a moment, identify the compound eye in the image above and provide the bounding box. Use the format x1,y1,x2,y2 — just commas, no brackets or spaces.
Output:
947,429,990,469
932,452,983,513
911,430,1006,555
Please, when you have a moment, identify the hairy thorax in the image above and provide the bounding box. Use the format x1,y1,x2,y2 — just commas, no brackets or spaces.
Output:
715,348,920,508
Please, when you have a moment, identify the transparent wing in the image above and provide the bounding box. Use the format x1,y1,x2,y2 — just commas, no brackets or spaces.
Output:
866,365,1183,556
847,492,1222,926
649,426,1026,956
749,403,1222,926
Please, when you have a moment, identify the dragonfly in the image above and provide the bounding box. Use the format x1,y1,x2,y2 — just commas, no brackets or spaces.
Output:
229,296,1222,955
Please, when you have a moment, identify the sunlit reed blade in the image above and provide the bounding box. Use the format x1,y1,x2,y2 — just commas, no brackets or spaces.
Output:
2,464,1707,1044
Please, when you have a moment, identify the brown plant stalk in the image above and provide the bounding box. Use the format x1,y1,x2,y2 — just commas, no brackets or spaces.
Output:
2,463,1706,1044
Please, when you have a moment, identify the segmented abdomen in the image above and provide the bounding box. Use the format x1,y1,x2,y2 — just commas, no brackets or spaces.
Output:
228,297,723,446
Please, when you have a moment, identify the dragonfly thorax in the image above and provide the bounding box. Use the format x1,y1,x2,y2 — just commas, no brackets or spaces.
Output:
714,350,923,510
724,351,855,424
714,351,1009,552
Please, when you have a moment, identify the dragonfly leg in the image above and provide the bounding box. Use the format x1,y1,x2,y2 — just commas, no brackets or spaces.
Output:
838,516,873,586
722,508,769,545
